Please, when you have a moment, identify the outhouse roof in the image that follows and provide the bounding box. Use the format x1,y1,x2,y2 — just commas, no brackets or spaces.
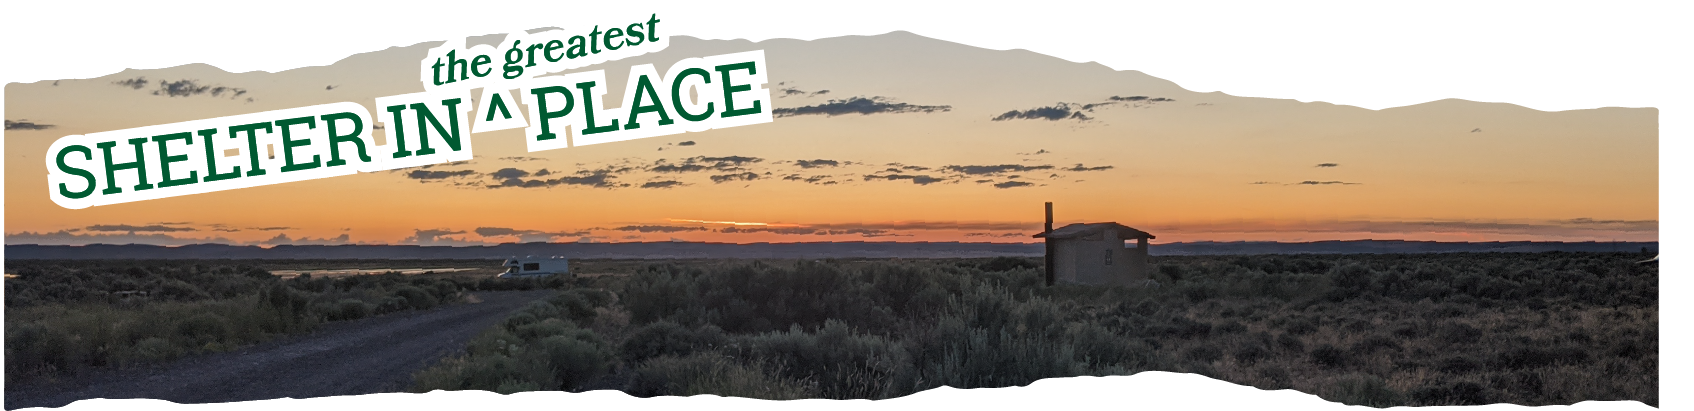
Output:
1033,222,1156,240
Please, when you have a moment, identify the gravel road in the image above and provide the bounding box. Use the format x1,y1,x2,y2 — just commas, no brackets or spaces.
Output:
5,290,557,409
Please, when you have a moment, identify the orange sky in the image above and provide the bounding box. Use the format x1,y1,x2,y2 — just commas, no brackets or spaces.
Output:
2,32,1658,246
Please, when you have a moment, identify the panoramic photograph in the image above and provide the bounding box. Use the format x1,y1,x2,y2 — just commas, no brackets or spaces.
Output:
2,4,1663,410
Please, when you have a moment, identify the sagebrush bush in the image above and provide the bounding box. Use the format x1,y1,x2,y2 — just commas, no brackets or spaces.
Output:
5,260,494,381
620,321,726,364
535,335,610,390
1329,374,1403,407
738,319,915,399
626,353,816,399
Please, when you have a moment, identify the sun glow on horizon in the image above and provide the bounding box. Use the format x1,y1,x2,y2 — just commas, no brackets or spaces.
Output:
665,218,808,228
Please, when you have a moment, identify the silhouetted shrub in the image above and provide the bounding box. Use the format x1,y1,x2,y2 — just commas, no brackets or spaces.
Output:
1437,323,1482,345
536,335,609,390
1491,346,1590,369
1233,343,1270,366
1437,356,1481,373
1183,344,1223,363
625,353,815,399
1410,381,1491,405
1310,344,1349,368
328,299,374,321
1331,374,1402,407
620,321,726,364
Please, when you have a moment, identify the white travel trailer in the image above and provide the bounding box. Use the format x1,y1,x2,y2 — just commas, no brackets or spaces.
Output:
498,257,569,278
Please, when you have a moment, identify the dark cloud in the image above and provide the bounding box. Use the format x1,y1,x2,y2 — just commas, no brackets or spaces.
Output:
534,169,553,176
491,168,531,179
1108,96,1174,103
1294,181,1361,185
992,104,1091,121
775,88,832,98
401,229,486,246
994,96,1176,122
863,174,945,185
407,169,478,180
942,164,1055,175
115,77,248,99
650,164,711,173
1316,163,1339,168
259,233,351,246
613,225,711,233
773,97,951,117
1064,164,1114,172
541,173,625,188
498,178,549,188
694,155,762,165
782,174,839,185
412,229,464,237
249,227,294,231
475,227,591,242
4,119,55,130
1249,181,1277,185
4,230,235,246
828,228,905,237
641,180,686,189
720,226,820,235
710,172,761,183
1556,218,1658,230
677,141,696,146
965,232,1026,238
114,77,149,89
993,181,1035,189
794,159,840,168
156,79,247,98
493,165,629,188
85,224,195,233
716,226,903,237
475,227,532,237
646,156,761,174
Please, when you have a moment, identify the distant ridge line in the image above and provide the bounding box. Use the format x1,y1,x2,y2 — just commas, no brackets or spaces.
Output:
3,240,1658,260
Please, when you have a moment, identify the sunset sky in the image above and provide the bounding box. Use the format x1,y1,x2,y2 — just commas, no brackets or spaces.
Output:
3,32,1658,246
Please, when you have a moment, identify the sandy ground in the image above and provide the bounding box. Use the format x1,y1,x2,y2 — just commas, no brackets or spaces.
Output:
4,290,557,409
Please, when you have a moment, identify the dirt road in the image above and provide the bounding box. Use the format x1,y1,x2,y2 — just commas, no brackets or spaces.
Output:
5,290,557,409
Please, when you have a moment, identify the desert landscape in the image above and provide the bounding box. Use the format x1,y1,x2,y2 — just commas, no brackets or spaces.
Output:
4,252,1658,407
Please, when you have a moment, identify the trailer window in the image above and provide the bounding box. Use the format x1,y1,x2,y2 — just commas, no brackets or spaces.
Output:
523,263,540,271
